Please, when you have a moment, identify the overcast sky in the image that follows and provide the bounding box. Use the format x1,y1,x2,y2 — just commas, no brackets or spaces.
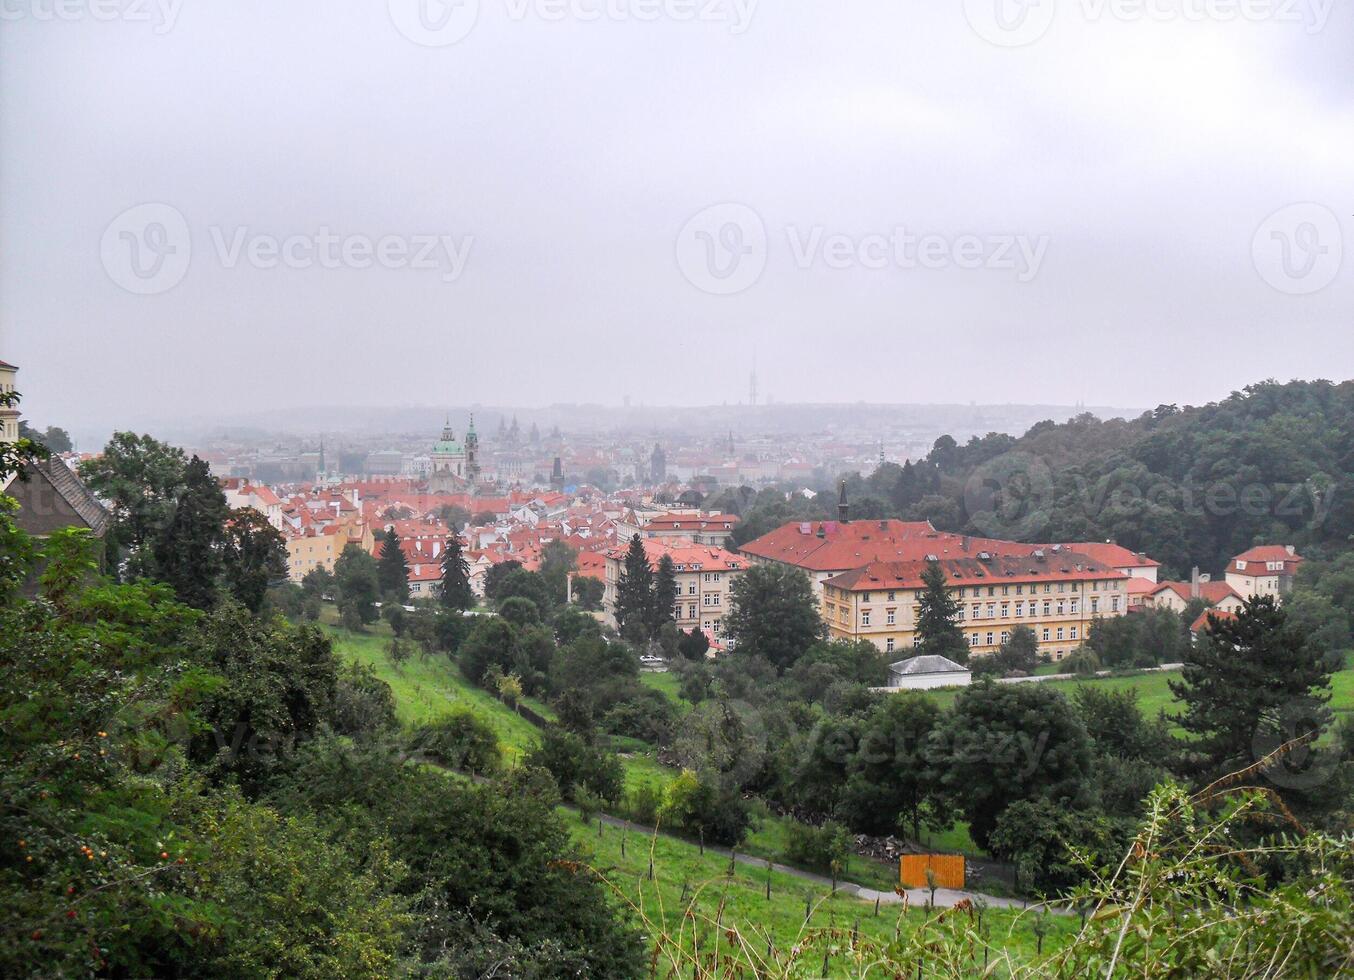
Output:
2,0,1350,430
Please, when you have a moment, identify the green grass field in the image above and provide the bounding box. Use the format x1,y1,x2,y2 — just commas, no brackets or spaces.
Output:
917,659,1354,734
575,810,1074,974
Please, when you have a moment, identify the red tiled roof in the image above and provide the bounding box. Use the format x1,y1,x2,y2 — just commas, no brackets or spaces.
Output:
740,520,1035,572
1191,608,1237,633
1230,546,1302,574
1150,580,1241,605
824,552,1124,592
1044,541,1159,568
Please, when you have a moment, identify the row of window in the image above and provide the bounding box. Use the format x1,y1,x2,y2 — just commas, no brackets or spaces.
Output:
836,595,1119,628
854,580,1123,604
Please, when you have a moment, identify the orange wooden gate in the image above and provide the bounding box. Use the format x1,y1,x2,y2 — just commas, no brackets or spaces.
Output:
899,853,965,890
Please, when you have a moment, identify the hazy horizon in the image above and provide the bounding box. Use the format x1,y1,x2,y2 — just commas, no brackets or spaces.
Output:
3,1,1349,430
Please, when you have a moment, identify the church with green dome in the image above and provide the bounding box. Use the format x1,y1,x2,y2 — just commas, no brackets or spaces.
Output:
428,415,480,494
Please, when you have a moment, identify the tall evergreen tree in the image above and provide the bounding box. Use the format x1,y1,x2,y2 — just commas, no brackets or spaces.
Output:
439,533,474,610
914,558,969,665
1171,595,1333,782
648,553,679,636
614,534,654,643
154,455,228,610
376,528,410,603
221,508,288,613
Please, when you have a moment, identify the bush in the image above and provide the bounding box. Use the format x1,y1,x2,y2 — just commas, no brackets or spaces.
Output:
628,781,663,826
524,727,624,804
410,712,502,774
659,768,752,847
573,784,604,823
333,662,398,737
783,819,854,874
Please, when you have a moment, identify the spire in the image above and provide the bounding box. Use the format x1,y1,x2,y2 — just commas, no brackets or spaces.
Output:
838,479,850,523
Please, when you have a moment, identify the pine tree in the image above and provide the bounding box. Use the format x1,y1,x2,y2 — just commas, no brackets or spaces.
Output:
648,553,679,636
376,528,410,603
439,533,475,611
914,559,969,665
615,534,654,643
1171,595,1333,782
154,455,228,610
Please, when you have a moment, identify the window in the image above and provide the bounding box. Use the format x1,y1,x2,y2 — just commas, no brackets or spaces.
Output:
1056,627,1064,640
1056,601,1064,615
688,583,697,595
1041,628,1050,641
1000,604,1009,618
1070,626,1078,639
1000,630,1009,644
1111,596,1121,612
985,631,994,645
969,633,979,646
861,610,871,626
1042,601,1051,616
1090,597,1099,614
886,609,896,625
887,591,896,601
688,603,697,618
1016,584,1024,595
988,586,995,597
1001,585,1009,596
1069,599,1078,614
862,592,871,602
1015,601,1024,617
914,635,923,647
971,603,980,618
885,638,895,653
986,602,995,618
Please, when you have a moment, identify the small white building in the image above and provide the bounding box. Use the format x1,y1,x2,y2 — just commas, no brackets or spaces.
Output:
879,655,971,691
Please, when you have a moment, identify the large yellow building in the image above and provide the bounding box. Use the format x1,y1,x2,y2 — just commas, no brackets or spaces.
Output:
603,536,745,643
822,550,1129,662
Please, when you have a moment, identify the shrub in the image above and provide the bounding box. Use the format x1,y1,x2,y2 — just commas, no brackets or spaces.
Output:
524,727,623,804
783,819,854,874
410,711,502,774
333,662,398,737
628,780,663,826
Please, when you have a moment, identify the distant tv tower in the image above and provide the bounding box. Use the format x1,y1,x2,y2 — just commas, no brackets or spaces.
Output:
749,351,758,407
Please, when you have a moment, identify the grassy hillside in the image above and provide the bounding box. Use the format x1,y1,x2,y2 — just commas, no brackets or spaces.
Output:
574,811,1076,974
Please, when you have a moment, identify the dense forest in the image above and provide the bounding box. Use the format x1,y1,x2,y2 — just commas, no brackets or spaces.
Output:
718,379,1354,578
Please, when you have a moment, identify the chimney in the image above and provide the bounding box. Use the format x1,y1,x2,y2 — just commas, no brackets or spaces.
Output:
1286,545,1296,556
1190,566,1201,599
837,480,850,523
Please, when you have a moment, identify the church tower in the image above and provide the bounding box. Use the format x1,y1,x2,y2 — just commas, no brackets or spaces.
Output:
465,414,480,488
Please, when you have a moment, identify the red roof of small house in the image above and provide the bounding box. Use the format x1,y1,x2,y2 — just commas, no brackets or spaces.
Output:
1191,608,1237,634
1150,580,1242,605
1229,546,1302,575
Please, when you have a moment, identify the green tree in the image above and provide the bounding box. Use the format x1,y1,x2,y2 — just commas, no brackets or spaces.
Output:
572,574,604,611
410,711,502,773
539,538,577,606
614,534,654,642
648,553,679,636
841,692,946,841
938,681,1096,849
79,431,187,578
1170,595,1333,784
460,616,517,686
334,543,381,626
154,455,229,610
221,508,288,613
987,799,1116,896
914,558,969,665
301,565,334,600
524,727,624,803
438,533,474,610
483,559,524,602
677,626,710,662
375,528,410,603
724,562,823,672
